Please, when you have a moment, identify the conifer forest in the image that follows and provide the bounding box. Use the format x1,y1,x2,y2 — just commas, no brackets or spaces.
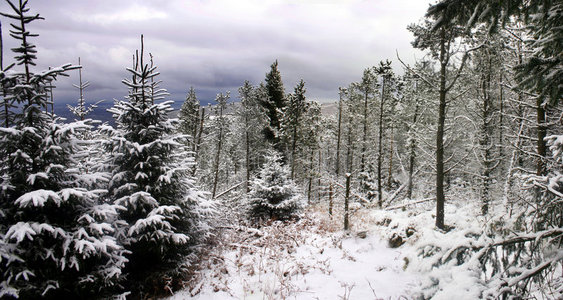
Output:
0,0,561,299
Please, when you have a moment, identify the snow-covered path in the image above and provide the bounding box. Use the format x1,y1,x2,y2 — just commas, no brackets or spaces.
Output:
169,215,420,299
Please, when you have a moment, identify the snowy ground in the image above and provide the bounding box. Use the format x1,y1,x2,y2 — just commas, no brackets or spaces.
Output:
164,191,561,300
168,203,423,299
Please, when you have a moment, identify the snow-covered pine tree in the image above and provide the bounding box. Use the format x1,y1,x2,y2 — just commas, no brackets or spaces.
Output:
178,86,200,152
0,1,127,298
261,60,286,152
247,151,303,222
103,35,214,296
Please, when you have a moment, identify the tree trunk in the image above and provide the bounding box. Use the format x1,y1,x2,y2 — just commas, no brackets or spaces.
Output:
536,97,546,176
307,148,314,203
318,149,322,201
377,76,386,208
346,111,354,174
335,89,344,177
387,126,394,188
1,20,9,128
480,54,493,215
361,88,369,173
329,182,333,216
212,105,224,198
407,100,419,199
498,73,504,162
344,174,350,230
245,114,251,193
435,27,447,230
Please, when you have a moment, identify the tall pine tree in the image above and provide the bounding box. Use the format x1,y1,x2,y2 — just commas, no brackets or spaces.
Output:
262,60,286,153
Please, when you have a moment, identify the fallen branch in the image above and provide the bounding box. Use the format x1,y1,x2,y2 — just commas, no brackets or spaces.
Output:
213,181,245,199
386,169,421,206
385,198,433,211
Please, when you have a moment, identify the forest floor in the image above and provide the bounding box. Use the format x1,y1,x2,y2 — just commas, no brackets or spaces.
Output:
166,199,447,300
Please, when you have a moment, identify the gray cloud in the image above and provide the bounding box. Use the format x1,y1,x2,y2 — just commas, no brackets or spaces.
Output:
1,0,430,105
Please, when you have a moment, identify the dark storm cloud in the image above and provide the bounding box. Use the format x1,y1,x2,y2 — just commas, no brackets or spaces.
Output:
0,0,430,105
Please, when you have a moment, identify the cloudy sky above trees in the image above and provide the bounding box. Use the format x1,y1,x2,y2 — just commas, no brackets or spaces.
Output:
2,0,431,105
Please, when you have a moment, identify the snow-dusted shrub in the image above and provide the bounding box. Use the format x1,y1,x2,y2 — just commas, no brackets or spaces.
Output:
0,2,127,298
103,37,215,296
247,151,303,221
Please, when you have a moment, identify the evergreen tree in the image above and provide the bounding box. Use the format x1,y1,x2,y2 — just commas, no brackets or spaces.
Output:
247,151,303,221
0,1,126,298
178,86,200,153
103,36,214,296
262,60,286,152
281,79,308,180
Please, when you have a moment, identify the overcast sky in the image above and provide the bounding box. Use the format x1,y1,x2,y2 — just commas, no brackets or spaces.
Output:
2,0,432,105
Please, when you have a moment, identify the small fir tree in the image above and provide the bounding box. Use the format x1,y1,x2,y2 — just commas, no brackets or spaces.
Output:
247,151,303,221
66,57,103,122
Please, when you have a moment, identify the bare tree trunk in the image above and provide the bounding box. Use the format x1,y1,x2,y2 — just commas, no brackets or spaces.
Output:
361,88,369,173
536,97,547,176
498,73,504,161
329,181,333,216
387,126,394,188
335,88,344,177
344,174,350,230
212,105,224,198
377,76,386,208
0,20,2,71
346,110,354,174
307,148,314,203
407,101,419,199
435,27,447,230
1,20,8,128
245,113,251,193
480,53,494,215
318,149,322,201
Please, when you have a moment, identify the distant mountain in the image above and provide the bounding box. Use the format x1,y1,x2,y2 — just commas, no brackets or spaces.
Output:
54,99,338,124
54,100,187,124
